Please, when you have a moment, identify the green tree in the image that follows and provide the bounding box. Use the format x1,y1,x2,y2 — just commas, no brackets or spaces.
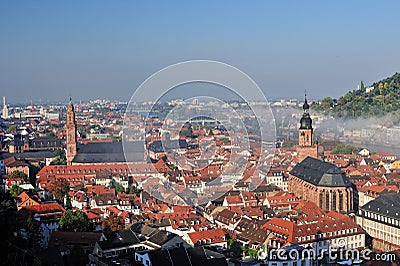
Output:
50,150,66,165
10,185,24,197
115,183,125,193
127,185,141,196
59,210,93,232
10,170,29,182
25,212,41,247
228,239,243,258
64,244,87,265
321,97,334,109
331,144,359,154
65,194,72,210
6,125,17,133
0,191,18,251
109,179,116,189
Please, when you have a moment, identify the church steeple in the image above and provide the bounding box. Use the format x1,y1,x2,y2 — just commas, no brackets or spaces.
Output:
300,92,312,130
66,98,77,165
296,92,319,162
298,92,313,146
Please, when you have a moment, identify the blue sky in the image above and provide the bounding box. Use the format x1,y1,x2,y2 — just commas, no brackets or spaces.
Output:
1,1,400,103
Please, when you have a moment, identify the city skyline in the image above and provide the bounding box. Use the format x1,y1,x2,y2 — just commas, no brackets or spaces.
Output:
1,1,400,103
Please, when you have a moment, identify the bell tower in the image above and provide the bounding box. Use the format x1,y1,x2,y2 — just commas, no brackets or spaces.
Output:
66,97,77,165
298,93,313,147
296,93,318,162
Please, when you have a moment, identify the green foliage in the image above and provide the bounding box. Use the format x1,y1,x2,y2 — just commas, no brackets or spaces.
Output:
59,210,93,232
228,239,243,258
10,170,28,181
115,183,125,193
45,131,55,137
10,185,24,197
30,164,42,184
6,125,17,133
127,185,141,196
64,244,88,265
50,150,66,165
331,144,359,154
281,141,296,148
109,179,125,193
0,191,18,248
246,247,258,259
180,123,194,138
65,194,72,210
313,72,400,118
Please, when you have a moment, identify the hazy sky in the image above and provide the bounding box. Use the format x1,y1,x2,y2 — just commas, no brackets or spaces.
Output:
1,1,400,104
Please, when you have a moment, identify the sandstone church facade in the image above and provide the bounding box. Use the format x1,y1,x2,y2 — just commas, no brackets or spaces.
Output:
289,95,354,213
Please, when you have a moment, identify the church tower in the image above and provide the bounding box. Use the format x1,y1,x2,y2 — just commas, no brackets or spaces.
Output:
296,93,318,162
66,98,77,165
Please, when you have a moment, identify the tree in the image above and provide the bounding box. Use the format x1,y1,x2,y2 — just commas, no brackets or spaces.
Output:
49,178,69,203
59,210,93,232
10,170,29,182
50,150,66,165
228,239,243,258
102,214,125,232
64,244,87,265
0,191,18,251
331,144,359,155
65,194,72,210
30,164,42,185
127,185,141,196
25,212,41,247
321,97,334,110
6,125,17,133
109,178,116,189
115,183,125,193
360,80,365,91
10,185,24,197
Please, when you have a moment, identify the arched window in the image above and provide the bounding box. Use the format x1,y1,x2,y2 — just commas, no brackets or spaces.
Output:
332,191,337,211
325,192,330,211
319,191,323,208
339,192,343,212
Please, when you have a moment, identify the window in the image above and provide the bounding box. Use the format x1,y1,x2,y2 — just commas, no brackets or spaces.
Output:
339,193,343,212
319,192,323,208
332,191,337,211
326,192,330,211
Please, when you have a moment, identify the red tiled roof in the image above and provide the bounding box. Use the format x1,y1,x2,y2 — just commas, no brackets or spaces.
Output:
20,203,65,214
187,228,227,245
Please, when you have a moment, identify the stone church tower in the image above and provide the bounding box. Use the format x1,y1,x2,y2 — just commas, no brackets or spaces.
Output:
296,94,318,162
66,98,77,165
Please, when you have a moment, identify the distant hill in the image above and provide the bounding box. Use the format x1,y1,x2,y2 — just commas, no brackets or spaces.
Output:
313,72,400,118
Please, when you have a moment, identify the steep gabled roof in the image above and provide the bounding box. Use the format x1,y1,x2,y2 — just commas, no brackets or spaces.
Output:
290,157,351,187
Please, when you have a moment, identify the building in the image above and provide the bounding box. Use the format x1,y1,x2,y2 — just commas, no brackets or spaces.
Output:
356,192,400,251
2,96,8,119
65,99,145,165
265,245,312,266
289,157,354,213
18,203,66,247
296,94,319,162
135,246,228,266
263,214,365,252
66,99,77,165
48,231,102,258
